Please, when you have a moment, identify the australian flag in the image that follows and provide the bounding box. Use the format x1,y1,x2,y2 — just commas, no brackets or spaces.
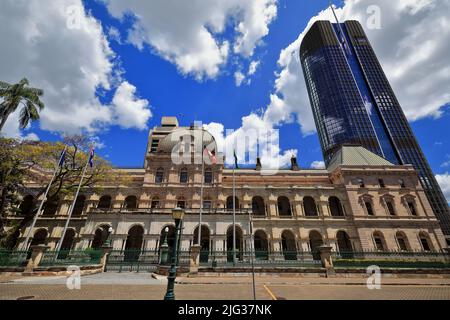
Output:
58,148,66,167
89,148,95,168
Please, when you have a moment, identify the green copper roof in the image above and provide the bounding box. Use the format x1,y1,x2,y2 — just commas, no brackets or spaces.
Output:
327,145,394,172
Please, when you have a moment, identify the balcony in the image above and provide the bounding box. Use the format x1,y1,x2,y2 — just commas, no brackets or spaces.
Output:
88,207,255,216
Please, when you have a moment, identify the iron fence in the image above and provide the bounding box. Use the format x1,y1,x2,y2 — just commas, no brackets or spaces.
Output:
0,249,29,267
332,250,450,269
40,250,103,266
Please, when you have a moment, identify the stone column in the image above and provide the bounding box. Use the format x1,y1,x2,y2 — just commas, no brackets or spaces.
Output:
24,245,50,273
100,245,113,272
189,244,201,274
318,245,334,272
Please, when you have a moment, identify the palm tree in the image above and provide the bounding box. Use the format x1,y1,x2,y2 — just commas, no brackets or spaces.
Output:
0,78,44,132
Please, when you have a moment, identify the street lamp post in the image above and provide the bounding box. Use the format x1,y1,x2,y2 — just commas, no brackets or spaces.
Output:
164,207,185,300
104,227,113,247
160,226,169,265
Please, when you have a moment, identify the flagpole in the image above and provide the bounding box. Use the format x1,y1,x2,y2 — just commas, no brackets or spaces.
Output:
21,145,68,251
232,152,236,266
55,148,91,253
198,129,204,246
248,209,256,300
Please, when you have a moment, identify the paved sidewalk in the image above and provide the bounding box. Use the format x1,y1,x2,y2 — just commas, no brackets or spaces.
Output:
175,274,450,286
1,272,450,300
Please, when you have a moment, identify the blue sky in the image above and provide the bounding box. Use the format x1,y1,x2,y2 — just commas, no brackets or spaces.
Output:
0,0,449,200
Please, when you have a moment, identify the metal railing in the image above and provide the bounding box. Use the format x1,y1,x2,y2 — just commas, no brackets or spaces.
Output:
332,250,450,269
0,249,29,267
89,207,256,215
40,249,103,266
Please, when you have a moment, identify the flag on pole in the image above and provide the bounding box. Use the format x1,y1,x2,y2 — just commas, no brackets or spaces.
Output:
233,150,239,169
88,148,95,168
203,146,217,165
58,148,66,167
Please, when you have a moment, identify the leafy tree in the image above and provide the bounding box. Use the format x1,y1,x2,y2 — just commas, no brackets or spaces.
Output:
0,78,44,132
0,136,128,248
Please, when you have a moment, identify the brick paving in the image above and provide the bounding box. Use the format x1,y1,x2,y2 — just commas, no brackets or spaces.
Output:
1,272,450,300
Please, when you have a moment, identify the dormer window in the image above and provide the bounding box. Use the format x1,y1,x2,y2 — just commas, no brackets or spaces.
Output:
378,178,385,188
399,179,406,188
180,168,188,183
356,178,365,188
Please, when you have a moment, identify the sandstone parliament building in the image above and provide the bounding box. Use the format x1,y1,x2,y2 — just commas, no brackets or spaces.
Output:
9,116,448,260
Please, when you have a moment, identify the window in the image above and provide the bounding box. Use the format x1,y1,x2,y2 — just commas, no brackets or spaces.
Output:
356,178,365,188
374,237,384,251
277,196,292,216
397,238,407,251
407,202,417,216
378,178,385,188
203,200,212,209
151,198,159,209
180,168,188,183
386,201,396,216
420,238,431,251
365,201,374,215
204,168,212,184
398,179,406,188
177,200,186,209
155,169,164,183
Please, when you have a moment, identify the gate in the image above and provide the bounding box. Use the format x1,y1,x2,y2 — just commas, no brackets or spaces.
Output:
105,250,159,272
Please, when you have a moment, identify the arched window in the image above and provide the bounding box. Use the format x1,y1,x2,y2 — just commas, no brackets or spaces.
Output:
91,225,110,249
151,197,160,209
277,196,291,216
204,168,213,184
123,195,137,210
329,196,343,216
304,196,318,216
19,195,35,216
155,168,164,183
179,168,188,183
281,230,297,260
254,230,269,260
226,225,243,262
309,230,323,260
336,230,353,256
177,197,186,209
203,198,212,210
373,231,387,251
124,225,144,261
72,195,86,216
419,232,434,252
30,229,48,247
356,178,365,188
395,231,410,251
361,196,374,216
28,228,48,258
97,195,112,210
251,196,265,216
226,196,239,210
193,225,211,262
58,229,76,259
42,196,59,215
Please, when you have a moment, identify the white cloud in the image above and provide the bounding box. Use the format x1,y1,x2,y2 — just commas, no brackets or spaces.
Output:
102,0,277,80
310,160,325,169
234,71,245,87
436,173,450,204
0,0,152,137
205,113,296,170
262,0,450,136
0,109,39,141
111,81,151,130
248,60,260,75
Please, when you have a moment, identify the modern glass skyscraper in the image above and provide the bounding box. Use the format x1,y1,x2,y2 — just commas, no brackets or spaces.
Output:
300,20,450,237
